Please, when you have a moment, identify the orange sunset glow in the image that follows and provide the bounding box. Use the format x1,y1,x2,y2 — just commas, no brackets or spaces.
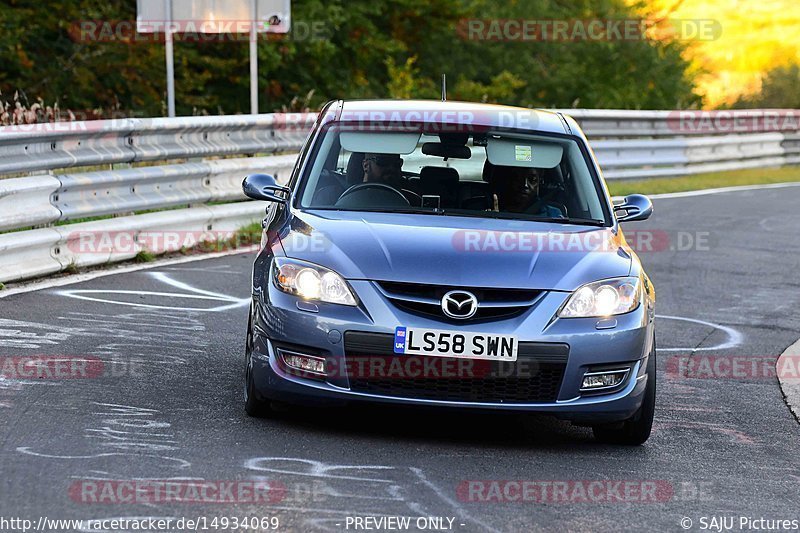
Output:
636,0,800,108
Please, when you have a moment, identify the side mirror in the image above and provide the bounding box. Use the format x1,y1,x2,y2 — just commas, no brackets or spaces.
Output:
242,174,290,203
614,194,653,222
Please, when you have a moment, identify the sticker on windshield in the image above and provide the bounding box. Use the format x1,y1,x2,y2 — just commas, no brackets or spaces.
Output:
515,145,532,162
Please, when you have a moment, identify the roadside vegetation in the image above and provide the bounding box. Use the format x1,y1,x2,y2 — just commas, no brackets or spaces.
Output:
0,0,700,117
607,166,800,196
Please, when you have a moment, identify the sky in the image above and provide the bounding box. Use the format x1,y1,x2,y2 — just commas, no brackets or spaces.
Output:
637,0,800,107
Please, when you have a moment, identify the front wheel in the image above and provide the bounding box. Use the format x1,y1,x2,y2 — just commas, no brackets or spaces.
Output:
244,305,273,418
592,339,656,445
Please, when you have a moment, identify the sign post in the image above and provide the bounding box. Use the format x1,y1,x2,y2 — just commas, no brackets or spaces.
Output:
165,0,176,117
137,0,292,116
250,0,259,114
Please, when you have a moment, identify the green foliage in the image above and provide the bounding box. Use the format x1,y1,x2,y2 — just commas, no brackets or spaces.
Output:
454,71,527,103
134,250,156,263
64,260,80,274
386,56,420,100
732,64,800,109
0,0,700,116
230,221,263,249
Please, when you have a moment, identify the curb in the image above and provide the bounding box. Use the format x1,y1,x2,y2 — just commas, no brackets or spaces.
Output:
777,338,800,424
0,247,254,299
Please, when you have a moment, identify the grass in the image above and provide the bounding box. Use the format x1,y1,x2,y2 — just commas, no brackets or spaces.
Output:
135,221,260,260
0,282,5,291
64,261,79,274
134,250,157,263
607,165,800,197
229,221,263,248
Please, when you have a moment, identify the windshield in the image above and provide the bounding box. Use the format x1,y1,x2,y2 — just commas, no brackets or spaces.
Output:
298,124,610,225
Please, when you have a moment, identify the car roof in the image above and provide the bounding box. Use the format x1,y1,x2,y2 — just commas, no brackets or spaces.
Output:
329,100,570,135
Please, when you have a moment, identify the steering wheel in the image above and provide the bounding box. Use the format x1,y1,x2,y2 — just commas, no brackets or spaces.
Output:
335,182,411,208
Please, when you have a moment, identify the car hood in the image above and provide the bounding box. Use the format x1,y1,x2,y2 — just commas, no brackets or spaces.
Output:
280,210,633,291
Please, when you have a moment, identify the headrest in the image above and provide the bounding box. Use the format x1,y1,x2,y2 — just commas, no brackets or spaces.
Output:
345,152,366,187
419,166,459,184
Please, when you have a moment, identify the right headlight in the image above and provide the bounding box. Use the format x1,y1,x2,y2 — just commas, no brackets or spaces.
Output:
272,257,358,306
558,277,641,318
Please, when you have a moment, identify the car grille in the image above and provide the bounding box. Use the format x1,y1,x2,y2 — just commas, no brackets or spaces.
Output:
343,332,568,403
376,281,542,321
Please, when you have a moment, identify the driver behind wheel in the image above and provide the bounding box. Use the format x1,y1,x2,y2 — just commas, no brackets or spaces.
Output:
362,153,404,188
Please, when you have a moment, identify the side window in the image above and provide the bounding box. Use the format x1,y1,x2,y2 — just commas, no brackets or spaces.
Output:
288,126,318,189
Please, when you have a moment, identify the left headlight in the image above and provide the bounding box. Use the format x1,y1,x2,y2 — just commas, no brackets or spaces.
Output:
558,277,641,318
272,257,358,306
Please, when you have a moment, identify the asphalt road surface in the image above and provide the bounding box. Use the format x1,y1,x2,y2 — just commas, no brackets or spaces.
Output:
1,185,799,533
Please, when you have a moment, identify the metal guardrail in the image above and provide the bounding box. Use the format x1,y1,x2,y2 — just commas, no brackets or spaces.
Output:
1,109,798,283
0,114,315,282
570,109,800,179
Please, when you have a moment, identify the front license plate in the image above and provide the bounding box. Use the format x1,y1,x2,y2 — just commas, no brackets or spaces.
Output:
393,326,518,362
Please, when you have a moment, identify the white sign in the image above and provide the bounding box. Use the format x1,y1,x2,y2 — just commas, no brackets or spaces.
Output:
137,0,291,34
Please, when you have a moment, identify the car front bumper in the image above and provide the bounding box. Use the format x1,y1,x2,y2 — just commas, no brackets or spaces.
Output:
250,279,655,424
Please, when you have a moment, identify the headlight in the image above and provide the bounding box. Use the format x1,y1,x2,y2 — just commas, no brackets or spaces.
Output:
272,258,358,306
558,277,641,318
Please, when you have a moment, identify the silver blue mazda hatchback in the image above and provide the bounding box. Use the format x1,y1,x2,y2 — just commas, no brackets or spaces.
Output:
242,100,657,445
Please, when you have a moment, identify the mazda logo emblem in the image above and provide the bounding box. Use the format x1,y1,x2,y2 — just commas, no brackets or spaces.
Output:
441,290,479,319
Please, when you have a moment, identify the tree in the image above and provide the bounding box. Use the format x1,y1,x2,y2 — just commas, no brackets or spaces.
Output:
732,64,800,109
0,0,701,117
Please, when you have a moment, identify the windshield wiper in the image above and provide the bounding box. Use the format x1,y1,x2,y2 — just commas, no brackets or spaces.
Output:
528,217,607,227
325,207,443,216
435,210,607,226
315,207,606,225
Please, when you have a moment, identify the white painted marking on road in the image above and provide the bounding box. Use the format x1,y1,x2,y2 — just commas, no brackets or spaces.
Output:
245,457,395,483
15,447,191,468
0,319,76,350
244,457,477,532
56,272,248,313
657,314,743,352
16,401,191,474
0,247,252,299
149,271,249,311
410,467,502,533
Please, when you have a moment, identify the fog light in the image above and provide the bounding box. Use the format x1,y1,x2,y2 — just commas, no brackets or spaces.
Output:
580,369,629,392
280,350,326,376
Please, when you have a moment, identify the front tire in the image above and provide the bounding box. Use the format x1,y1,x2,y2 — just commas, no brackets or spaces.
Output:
244,304,273,418
592,340,656,445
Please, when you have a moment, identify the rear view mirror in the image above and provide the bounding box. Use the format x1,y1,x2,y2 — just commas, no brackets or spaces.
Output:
242,174,290,203
614,194,653,222
422,142,472,159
